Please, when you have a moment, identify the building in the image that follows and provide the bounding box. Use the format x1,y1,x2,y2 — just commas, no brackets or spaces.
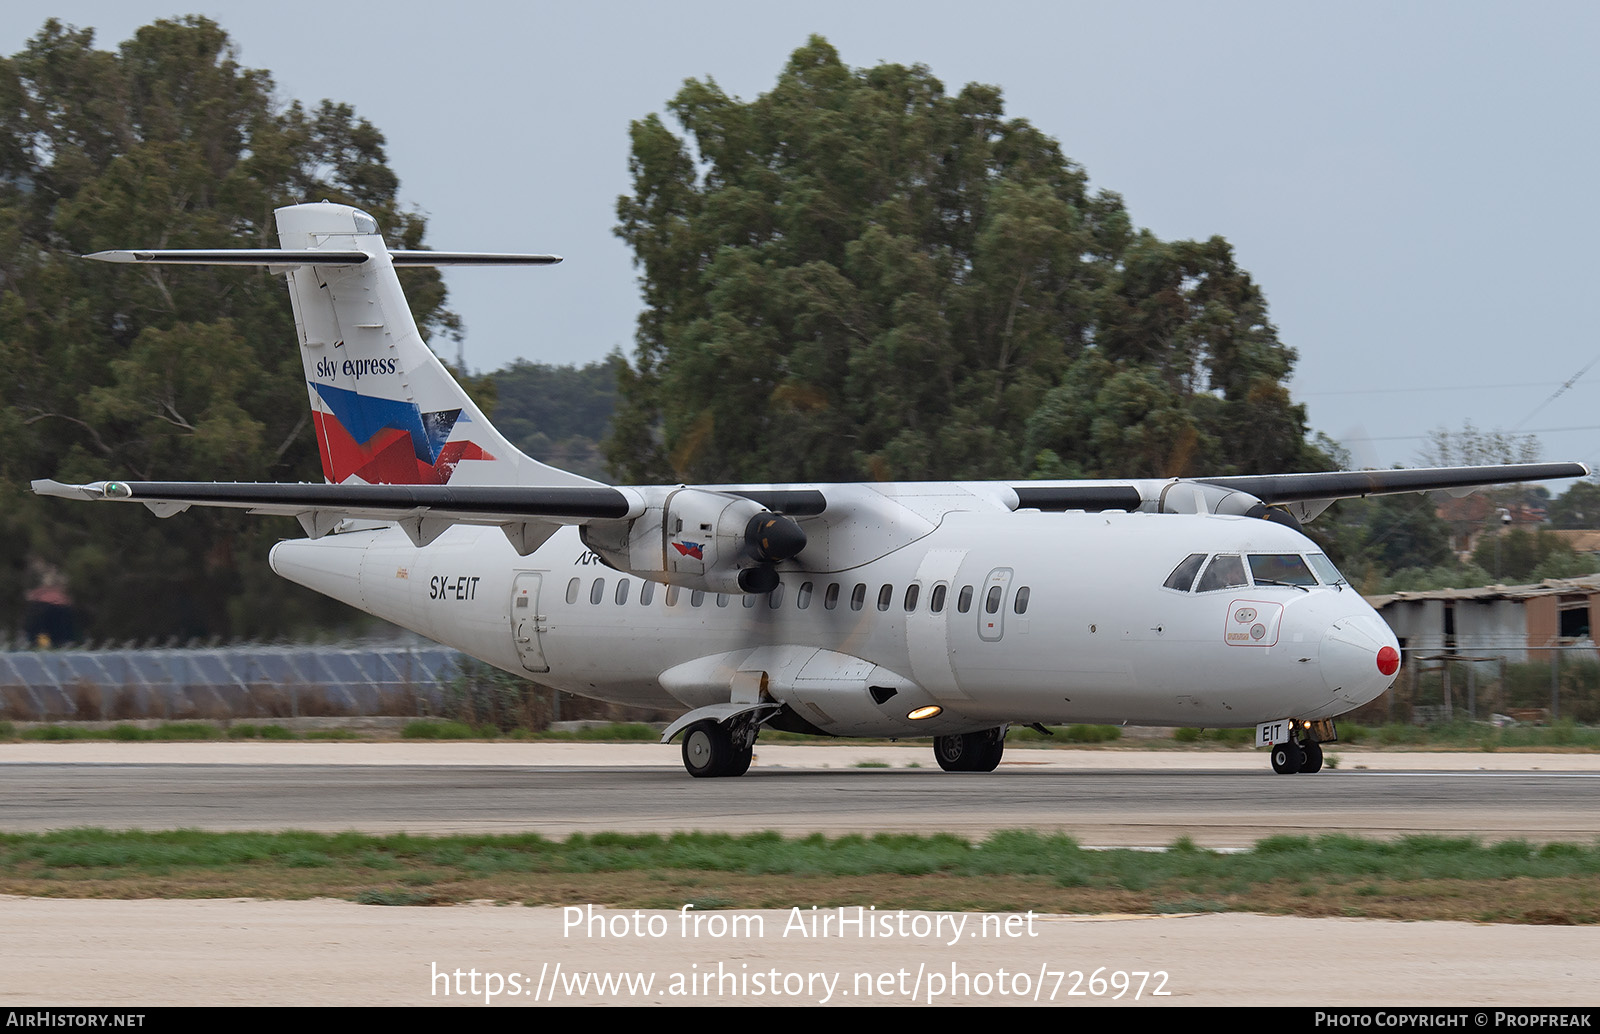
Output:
1368,576,1600,663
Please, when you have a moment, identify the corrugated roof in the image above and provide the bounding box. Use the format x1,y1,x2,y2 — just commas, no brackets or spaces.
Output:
1367,575,1600,609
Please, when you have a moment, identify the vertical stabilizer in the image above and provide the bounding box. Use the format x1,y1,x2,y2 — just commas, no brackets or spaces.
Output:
275,202,597,488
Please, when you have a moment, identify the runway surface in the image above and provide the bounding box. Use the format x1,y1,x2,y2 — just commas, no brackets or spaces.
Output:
4,744,1599,845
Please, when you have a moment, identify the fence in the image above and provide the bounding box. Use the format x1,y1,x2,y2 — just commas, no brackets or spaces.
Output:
1347,645,1600,726
0,642,464,722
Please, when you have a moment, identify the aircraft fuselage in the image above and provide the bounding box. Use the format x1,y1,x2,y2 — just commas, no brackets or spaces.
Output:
269,508,1396,738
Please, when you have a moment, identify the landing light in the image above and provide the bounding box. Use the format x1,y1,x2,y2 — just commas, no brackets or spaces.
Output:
907,705,942,720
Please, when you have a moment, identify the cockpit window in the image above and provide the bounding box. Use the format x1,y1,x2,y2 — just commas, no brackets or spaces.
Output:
1308,553,1348,587
1163,553,1208,591
1247,554,1317,587
1195,554,1248,592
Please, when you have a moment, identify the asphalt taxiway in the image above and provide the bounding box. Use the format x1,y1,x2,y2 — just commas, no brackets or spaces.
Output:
3,742,1598,846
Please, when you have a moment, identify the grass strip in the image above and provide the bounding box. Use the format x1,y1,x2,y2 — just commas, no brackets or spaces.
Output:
1,829,1597,923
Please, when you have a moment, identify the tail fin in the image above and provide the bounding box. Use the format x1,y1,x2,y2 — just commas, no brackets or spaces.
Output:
89,201,598,489
276,203,596,488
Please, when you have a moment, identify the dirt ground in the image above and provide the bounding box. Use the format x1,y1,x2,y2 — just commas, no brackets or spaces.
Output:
3,897,1598,1007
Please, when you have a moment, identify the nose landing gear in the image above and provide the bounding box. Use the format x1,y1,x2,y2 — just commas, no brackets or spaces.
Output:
1269,729,1325,774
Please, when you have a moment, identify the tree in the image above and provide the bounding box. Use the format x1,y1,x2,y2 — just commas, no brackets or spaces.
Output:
1549,478,1600,529
609,37,1321,485
1470,528,1583,584
1417,421,1540,469
488,355,623,481
0,17,454,639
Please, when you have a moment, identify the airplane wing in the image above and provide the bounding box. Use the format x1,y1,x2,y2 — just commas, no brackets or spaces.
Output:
1010,461,1590,523
28,478,825,552
36,459,1586,554
1195,463,1592,503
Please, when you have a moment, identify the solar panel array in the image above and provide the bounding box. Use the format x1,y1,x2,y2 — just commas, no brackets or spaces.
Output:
0,644,464,721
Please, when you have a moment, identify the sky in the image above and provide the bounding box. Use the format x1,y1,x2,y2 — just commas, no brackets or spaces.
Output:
4,1,1598,481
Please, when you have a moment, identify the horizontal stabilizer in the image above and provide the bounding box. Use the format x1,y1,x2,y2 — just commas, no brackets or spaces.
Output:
390,251,562,266
84,249,562,267
85,249,370,265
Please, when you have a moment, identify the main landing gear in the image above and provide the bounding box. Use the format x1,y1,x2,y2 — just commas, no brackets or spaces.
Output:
681,718,756,778
1269,735,1323,775
933,727,1006,772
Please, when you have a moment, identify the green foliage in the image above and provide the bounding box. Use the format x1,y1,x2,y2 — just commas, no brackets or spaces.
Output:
1006,723,1121,743
1549,479,1600,529
1471,528,1586,584
488,355,623,481
609,37,1318,484
1172,727,1253,745
1308,492,1460,593
1379,562,1494,595
442,657,551,733
0,17,455,639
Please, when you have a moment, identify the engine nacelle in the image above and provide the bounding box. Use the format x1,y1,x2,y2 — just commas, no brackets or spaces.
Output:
580,488,806,594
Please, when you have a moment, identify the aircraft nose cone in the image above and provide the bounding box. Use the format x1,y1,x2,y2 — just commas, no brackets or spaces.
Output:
1320,613,1401,706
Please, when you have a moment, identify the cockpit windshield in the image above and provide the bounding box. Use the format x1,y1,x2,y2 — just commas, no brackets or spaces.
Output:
1307,553,1348,587
1194,554,1248,592
1247,554,1317,587
1165,551,1341,592
1163,553,1208,591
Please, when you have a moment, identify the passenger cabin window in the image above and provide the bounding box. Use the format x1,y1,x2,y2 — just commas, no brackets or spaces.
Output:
1013,587,1030,614
877,585,893,612
743,593,758,608
566,577,580,605
590,578,606,604
985,585,1003,614
851,584,867,611
666,585,681,607
930,584,947,613
615,579,631,605
716,593,729,607
690,590,705,607
1195,555,1247,593
904,584,920,613
797,582,813,609
1247,554,1317,587
957,586,974,613
1163,553,1208,592
825,583,840,610
769,583,785,609
640,581,655,606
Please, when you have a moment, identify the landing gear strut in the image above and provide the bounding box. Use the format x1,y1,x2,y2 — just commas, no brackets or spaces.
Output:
933,727,1006,772
681,718,756,778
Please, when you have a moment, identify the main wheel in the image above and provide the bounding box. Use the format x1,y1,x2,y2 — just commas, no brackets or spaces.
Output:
1298,739,1323,774
1270,740,1303,775
682,720,733,778
934,729,1006,772
724,741,754,777
972,729,1005,772
933,733,970,772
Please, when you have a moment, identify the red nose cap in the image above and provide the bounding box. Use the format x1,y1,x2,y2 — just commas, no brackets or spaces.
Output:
1376,646,1400,677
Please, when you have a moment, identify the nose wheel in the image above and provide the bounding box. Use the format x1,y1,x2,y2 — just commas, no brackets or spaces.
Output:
1269,736,1324,774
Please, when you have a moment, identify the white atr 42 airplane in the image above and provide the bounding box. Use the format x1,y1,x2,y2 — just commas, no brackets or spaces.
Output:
34,202,1589,778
